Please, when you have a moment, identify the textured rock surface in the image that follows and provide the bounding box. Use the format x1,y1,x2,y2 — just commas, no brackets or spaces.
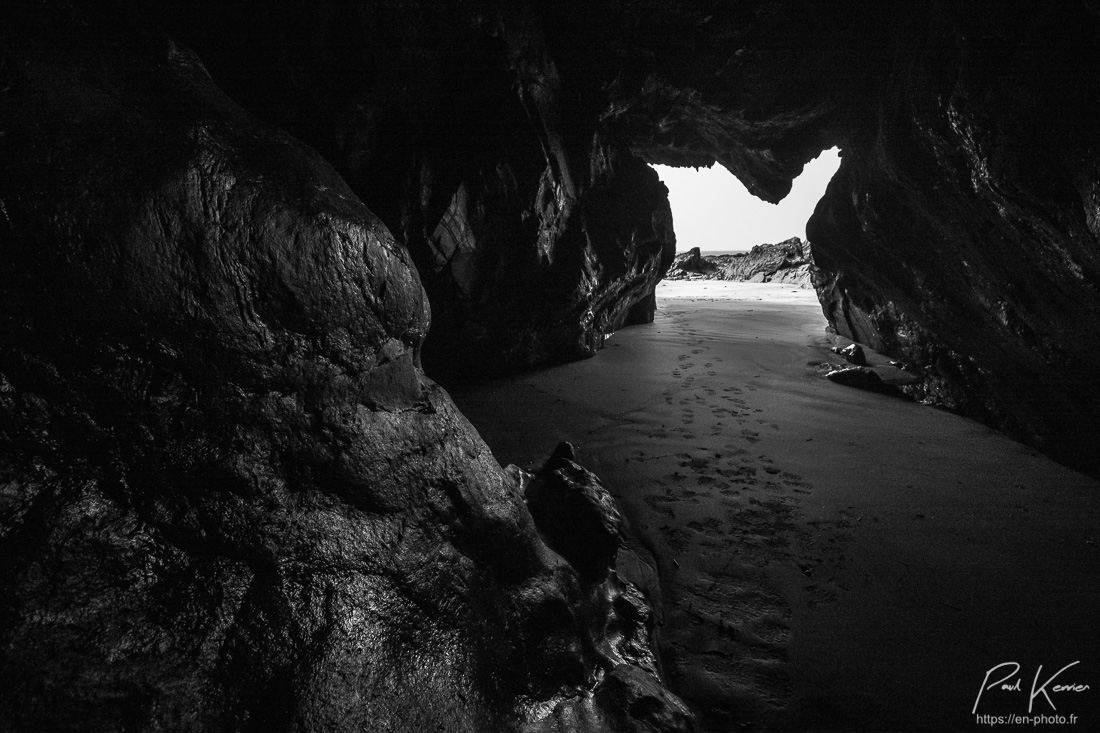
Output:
152,0,677,377
8,1,1100,730
0,9,687,731
666,239,814,286
522,443,623,583
124,2,1100,476
807,4,1100,475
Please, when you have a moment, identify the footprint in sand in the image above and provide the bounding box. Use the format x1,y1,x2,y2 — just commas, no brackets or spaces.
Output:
679,456,710,471
687,517,725,538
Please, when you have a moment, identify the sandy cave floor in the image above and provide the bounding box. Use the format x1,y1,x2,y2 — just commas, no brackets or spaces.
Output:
444,280,1100,732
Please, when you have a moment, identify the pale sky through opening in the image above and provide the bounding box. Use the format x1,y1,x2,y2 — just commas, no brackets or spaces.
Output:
652,147,842,252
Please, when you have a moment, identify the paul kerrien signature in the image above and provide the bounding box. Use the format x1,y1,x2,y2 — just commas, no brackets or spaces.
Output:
973,662,1090,714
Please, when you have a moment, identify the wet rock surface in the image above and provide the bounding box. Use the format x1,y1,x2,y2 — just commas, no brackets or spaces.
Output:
0,8,686,731
666,239,815,287
522,443,623,583
807,5,1100,476
7,1,1100,731
129,1,1100,475
150,0,677,377
69,0,1099,476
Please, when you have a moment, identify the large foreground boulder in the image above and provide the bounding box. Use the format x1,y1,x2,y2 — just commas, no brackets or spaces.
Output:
149,1,678,377
0,9,688,731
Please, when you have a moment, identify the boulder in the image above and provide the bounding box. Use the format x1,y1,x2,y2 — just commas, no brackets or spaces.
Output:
593,665,697,733
824,366,903,397
0,11,684,731
524,443,623,582
836,344,869,366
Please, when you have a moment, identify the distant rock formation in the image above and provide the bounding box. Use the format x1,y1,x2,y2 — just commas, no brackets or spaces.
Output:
665,238,815,287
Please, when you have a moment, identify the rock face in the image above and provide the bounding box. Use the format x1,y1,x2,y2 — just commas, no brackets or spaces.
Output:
808,4,1100,475
151,1,677,377
522,443,623,583
666,238,815,287
118,2,1100,475
7,1,1100,731
0,9,687,731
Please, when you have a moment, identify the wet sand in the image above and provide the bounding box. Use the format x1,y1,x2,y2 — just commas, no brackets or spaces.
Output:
445,281,1100,732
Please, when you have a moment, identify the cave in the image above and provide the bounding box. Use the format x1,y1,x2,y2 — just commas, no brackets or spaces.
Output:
2,2,1099,732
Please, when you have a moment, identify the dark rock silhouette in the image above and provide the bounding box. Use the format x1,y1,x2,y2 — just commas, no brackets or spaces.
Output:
140,2,1100,475
149,0,678,378
522,442,623,582
6,0,1100,731
0,9,687,731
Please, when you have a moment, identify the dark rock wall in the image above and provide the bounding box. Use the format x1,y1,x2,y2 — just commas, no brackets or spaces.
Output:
145,0,677,376
101,1,1100,474
809,3,1100,474
0,9,685,731
7,0,1100,730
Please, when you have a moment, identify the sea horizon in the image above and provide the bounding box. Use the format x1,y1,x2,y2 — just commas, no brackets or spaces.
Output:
676,248,749,256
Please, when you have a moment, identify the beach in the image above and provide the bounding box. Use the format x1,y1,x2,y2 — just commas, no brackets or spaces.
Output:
445,280,1100,732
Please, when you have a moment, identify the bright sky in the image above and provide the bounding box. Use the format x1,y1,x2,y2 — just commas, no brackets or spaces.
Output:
651,147,842,252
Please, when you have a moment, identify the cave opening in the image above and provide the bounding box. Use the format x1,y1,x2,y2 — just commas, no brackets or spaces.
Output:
651,147,841,256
